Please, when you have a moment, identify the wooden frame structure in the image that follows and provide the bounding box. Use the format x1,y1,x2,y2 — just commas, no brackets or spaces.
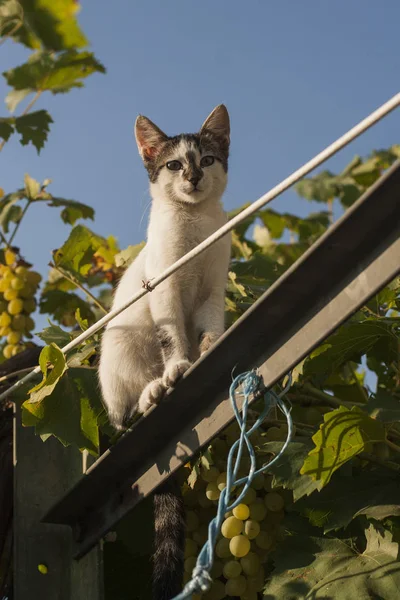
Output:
12,160,400,599
45,160,400,556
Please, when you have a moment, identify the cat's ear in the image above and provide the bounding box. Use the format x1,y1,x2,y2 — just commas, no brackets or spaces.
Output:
135,116,168,161
200,104,230,144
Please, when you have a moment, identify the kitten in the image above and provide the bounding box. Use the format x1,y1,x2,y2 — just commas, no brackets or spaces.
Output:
99,105,231,600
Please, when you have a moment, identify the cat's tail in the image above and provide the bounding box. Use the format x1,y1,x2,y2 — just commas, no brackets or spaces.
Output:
152,477,185,600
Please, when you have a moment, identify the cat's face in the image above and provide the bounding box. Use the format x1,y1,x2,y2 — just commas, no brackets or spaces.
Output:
135,105,230,205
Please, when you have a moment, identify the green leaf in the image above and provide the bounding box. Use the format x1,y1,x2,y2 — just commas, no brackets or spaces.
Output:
228,202,256,238
3,50,105,94
74,307,88,331
5,88,33,113
296,471,400,532
36,321,72,346
114,242,145,269
264,520,400,599
28,343,67,403
23,367,103,454
0,117,14,142
366,390,400,423
54,224,106,277
259,441,321,501
187,463,200,489
0,0,88,51
0,191,24,233
300,406,386,485
14,110,53,152
228,271,247,297
259,209,286,239
351,157,382,187
231,252,279,286
303,321,397,377
339,183,362,208
67,343,96,368
45,196,95,225
295,171,338,203
24,173,40,199
39,289,95,325
17,0,88,51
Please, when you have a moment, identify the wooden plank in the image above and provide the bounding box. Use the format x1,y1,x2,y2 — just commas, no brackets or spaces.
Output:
43,161,400,558
13,408,103,599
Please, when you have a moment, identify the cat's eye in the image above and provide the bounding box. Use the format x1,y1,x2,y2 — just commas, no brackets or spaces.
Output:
166,160,183,171
200,155,214,167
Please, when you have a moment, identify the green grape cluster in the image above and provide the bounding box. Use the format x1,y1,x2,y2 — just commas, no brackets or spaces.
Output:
0,249,41,359
182,424,286,599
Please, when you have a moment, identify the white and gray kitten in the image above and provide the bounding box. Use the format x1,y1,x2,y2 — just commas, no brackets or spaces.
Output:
98,105,231,600
99,105,231,428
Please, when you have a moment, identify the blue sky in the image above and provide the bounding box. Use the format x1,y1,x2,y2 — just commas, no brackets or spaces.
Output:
1,1,399,335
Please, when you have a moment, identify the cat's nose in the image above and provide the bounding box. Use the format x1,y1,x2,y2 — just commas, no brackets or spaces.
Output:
188,175,202,187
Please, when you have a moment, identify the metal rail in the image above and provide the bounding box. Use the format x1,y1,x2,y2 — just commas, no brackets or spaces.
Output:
43,161,400,559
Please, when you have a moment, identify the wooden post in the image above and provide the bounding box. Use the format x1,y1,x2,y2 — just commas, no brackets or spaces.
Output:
13,407,103,600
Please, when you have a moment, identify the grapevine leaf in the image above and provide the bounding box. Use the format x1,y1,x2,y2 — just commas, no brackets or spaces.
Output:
300,406,386,485
259,441,321,501
341,155,362,176
5,88,33,113
263,520,400,600
24,173,40,199
259,209,286,239
0,191,24,233
231,252,279,286
295,171,338,203
228,271,247,297
14,110,53,152
28,343,67,403
303,321,397,377
252,224,271,249
187,463,200,489
0,117,14,142
22,367,103,454
351,157,382,187
114,242,145,269
227,202,256,238
36,321,72,346
67,343,96,368
339,183,362,208
17,0,88,51
45,197,95,225
366,390,400,423
53,224,106,277
3,50,105,94
74,307,88,331
296,471,400,532
39,289,95,325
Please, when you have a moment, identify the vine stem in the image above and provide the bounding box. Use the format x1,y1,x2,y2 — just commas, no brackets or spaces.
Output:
359,452,400,472
301,383,362,408
327,198,334,225
7,200,30,247
0,366,36,384
49,262,107,314
386,439,400,454
20,90,42,116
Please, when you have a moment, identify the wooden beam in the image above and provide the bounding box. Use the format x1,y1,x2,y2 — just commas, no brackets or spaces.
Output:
13,410,103,599
43,161,400,559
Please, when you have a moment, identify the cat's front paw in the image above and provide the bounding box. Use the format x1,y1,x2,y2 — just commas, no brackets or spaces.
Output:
138,378,166,413
199,332,220,355
162,359,192,388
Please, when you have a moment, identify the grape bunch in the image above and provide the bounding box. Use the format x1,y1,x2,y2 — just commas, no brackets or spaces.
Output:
0,249,41,359
182,424,286,600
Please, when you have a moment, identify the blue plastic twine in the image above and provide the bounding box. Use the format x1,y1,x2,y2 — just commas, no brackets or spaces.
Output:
172,370,293,600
